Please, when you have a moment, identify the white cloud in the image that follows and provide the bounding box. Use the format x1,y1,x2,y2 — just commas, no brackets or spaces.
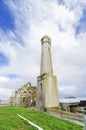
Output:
0,77,9,82
0,0,86,99
0,88,11,99
0,77,26,99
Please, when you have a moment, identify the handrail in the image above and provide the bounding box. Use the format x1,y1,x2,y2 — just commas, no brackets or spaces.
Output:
17,114,44,130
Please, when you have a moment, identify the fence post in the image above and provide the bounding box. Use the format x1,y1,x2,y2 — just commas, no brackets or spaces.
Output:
82,113,86,130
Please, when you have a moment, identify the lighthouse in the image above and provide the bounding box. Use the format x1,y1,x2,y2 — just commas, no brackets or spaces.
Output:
36,35,59,110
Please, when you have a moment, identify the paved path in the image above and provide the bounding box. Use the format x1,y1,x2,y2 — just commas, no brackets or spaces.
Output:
28,107,84,126
47,110,84,126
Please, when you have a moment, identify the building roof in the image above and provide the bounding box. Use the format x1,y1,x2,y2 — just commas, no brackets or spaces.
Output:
59,98,86,103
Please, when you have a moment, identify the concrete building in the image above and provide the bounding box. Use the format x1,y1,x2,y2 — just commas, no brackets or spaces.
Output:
60,98,86,112
0,99,9,106
9,82,36,107
36,35,59,110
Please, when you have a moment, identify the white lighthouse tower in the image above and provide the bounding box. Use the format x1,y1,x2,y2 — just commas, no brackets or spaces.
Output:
36,35,59,110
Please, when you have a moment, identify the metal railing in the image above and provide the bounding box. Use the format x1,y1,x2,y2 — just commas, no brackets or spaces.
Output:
76,110,86,130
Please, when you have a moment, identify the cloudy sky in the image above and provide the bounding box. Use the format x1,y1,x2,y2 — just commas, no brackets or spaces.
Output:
0,0,86,100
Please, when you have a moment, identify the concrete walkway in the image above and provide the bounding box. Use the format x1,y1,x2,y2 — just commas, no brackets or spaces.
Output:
27,107,84,126
47,110,84,126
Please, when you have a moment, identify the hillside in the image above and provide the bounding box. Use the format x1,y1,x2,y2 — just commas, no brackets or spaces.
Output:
0,106,83,130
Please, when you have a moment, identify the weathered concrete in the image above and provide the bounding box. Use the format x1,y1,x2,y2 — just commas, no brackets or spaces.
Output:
36,35,59,110
9,83,36,107
40,36,53,74
47,110,84,126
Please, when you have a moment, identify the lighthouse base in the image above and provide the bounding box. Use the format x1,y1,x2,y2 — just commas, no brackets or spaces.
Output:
36,73,59,110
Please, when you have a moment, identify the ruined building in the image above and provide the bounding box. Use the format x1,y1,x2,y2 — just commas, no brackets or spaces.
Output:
36,35,59,110
10,36,59,109
9,82,36,107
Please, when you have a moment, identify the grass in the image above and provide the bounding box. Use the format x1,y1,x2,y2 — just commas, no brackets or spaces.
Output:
0,106,83,130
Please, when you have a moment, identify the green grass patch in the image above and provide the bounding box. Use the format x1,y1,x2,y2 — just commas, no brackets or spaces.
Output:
0,106,83,130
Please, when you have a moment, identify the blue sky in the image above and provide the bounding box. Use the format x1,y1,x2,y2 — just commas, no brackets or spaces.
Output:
76,9,86,34
0,52,9,66
0,0,14,31
0,0,86,99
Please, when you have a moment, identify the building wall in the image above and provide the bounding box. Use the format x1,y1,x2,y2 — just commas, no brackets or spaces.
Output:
45,74,59,108
9,82,36,107
36,73,59,110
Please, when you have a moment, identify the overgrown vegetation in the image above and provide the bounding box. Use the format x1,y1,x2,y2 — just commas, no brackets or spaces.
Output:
0,106,83,130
